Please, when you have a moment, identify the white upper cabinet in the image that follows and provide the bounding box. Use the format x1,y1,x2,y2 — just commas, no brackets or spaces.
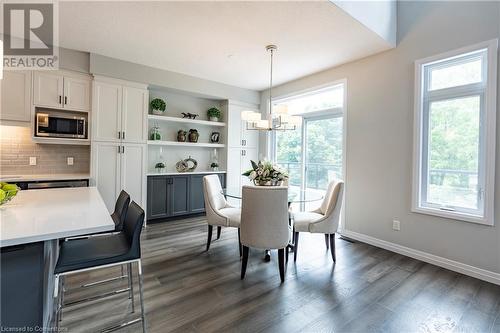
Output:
63,76,91,111
93,81,122,142
226,102,259,149
122,86,147,143
0,71,32,122
92,77,148,144
33,72,63,109
33,71,91,111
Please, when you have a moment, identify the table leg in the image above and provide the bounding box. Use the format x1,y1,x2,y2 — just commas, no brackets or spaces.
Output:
264,250,271,262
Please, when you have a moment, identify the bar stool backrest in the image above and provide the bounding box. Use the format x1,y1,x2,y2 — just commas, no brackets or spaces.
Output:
112,190,131,231
123,201,145,259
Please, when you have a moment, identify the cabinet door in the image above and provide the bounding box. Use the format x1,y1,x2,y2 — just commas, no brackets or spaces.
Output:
122,86,148,143
226,147,242,190
33,72,63,108
0,71,31,121
93,142,121,213
189,175,205,213
227,105,242,147
93,81,122,142
147,176,169,220
241,110,259,149
170,176,190,216
120,144,146,209
63,76,91,111
241,148,258,186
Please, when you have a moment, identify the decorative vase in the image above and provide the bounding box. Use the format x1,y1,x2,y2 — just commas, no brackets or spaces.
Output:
177,130,187,142
209,116,219,122
150,126,161,141
152,109,164,115
210,132,220,143
254,179,282,186
210,166,219,171
188,129,199,143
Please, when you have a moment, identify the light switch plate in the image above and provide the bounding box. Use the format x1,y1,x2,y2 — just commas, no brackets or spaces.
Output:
392,220,401,231
67,157,74,166
29,157,37,166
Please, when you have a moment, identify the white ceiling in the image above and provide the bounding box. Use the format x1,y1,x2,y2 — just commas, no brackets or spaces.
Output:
59,1,392,91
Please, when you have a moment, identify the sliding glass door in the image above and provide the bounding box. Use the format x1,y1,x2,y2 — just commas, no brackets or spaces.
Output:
273,84,345,210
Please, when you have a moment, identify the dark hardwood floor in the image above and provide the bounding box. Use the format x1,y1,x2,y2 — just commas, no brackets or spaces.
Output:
61,216,500,332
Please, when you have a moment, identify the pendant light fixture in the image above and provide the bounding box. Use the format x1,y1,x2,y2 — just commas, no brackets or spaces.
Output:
242,45,301,131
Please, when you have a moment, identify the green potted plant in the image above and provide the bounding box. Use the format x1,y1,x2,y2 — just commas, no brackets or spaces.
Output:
210,162,219,171
207,107,221,122
155,162,166,173
242,160,288,186
151,98,166,115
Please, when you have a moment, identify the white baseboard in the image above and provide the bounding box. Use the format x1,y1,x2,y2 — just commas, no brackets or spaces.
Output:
341,230,500,286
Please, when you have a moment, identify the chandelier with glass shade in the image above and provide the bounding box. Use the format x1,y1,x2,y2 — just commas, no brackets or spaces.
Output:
242,45,301,131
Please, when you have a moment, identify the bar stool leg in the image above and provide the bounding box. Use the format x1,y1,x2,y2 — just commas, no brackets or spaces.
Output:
138,260,147,333
59,276,65,322
128,262,135,313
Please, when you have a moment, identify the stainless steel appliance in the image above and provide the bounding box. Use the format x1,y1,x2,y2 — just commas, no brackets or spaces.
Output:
35,112,86,139
16,180,89,190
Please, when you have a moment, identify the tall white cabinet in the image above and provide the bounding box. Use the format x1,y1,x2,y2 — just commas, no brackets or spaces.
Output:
224,101,260,191
92,76,148,214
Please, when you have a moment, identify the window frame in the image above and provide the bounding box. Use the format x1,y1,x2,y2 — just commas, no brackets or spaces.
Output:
412,39,498,225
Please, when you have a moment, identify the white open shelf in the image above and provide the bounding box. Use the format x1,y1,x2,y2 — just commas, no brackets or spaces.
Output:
148,114,226,127
147,140,225,148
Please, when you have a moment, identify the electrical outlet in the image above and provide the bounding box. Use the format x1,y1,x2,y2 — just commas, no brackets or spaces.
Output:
29,157,37,166
67,157,74,166
392,220,401,231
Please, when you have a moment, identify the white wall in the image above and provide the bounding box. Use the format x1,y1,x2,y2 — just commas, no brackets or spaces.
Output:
262,1,500,275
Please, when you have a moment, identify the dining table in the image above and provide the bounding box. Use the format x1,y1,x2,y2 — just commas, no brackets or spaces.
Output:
222,186,324,261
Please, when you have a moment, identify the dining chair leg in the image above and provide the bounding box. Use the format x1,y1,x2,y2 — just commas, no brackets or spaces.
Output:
138,260,147,333
285,245,289,264
325,234,329,250
217,226,222,240
241,246,249,279
330,234,336,262
293,232,299,262
278,249,285,283
238,229,242,257
128,262,135,313
206,225,213,251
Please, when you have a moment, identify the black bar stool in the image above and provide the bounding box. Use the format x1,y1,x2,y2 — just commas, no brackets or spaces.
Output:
54,201,147,332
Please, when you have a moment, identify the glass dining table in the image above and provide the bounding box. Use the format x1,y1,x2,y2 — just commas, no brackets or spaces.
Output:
222,186,324,261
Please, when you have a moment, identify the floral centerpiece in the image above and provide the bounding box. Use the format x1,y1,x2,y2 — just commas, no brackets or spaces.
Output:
242,160,288,186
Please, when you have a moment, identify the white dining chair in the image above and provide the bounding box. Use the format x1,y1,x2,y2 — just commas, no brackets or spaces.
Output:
203,175,241,252
292,179,344,263
240,186,290,283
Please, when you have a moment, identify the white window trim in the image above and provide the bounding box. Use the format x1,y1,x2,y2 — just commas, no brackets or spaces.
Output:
412,39,498,226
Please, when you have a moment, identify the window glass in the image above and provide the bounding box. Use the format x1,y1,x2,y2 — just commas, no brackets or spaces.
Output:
429,56,482,91
277,85,343,115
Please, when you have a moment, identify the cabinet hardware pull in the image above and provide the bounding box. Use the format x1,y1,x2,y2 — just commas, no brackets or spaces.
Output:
122,146,125,153
118,146,121,154
64,96,67,105
59,96,62,104
118,132,121,139
122,131,125,139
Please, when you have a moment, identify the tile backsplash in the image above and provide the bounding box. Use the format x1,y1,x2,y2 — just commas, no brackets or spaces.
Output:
0,124,90,175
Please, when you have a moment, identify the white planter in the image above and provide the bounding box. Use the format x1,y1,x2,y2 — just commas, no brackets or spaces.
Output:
152,109,164,115
209,116,219,122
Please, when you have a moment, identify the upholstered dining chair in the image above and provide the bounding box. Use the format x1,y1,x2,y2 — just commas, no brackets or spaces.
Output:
292,179,344,263
240,186,290,283
203,175,241,252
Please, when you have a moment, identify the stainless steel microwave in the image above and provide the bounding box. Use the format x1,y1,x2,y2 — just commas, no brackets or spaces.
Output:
36,113,86,139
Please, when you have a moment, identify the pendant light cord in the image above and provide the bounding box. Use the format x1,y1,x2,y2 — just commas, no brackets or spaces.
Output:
269,47,273,119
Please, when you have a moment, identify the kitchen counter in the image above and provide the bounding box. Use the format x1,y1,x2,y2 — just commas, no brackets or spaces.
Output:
0,187,113,247
147,170,226,176
0,173,91,183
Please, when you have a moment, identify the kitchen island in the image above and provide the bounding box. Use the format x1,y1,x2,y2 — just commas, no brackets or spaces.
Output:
0,187,114,331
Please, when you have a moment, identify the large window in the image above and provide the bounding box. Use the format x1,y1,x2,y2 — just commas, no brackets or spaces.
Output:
413,40,497,225
273,83,345,210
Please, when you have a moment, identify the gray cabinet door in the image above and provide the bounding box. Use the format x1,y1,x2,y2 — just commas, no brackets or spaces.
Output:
147,176,169,220
189,175,205,213
170,176,190,216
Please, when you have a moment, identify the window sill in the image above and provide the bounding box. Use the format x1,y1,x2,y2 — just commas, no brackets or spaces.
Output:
412,206,493,226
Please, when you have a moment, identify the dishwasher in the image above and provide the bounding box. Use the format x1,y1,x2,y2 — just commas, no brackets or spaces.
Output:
16,179,89,190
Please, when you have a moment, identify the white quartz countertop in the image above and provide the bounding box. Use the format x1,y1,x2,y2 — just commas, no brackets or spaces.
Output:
147,170,226,176
0,187,114,247
0,173,91,182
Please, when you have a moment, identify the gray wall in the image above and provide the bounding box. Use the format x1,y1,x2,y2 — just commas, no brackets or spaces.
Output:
90,54,260,105
262,1,500,274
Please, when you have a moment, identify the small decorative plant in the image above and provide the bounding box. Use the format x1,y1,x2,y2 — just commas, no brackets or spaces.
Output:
207,107,221,121
0,182,20,205
150,98,166,115
242,160,288,186
210,162,219,171
155,162,166,172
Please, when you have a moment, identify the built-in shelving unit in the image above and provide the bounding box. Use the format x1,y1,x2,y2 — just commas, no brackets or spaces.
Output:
147,140,225,148
147,114,226,127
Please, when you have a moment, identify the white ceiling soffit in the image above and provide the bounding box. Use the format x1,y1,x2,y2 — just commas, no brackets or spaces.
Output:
59,1,393,91
332,0,397,47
